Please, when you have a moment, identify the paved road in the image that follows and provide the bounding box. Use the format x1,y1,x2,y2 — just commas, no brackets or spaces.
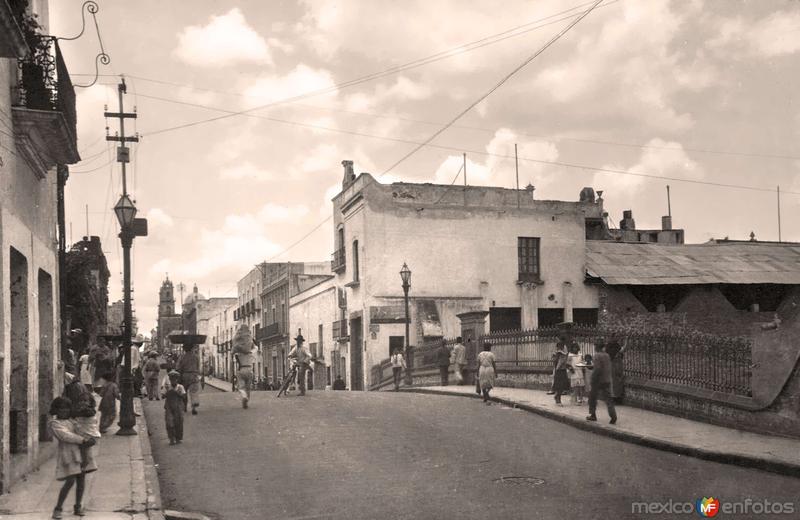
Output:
143,389,799,519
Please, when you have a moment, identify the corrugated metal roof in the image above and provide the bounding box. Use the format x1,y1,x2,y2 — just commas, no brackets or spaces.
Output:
586,241,800,285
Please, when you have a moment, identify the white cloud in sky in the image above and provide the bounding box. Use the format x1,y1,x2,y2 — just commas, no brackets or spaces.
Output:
174,8,275,67
146,208,174,228
219,162,274,181
709,11,800,57
433,128,559,188
243,64,336,106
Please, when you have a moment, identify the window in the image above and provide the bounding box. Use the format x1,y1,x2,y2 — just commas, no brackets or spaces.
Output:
338,227,345,250
518,237,541,282
489,308,521,332
352,240,360,282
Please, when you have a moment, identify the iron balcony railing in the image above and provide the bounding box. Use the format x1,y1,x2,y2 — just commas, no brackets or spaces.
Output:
331,248,346,273
332,319,348,340
256,321,280,342
14,35,77,143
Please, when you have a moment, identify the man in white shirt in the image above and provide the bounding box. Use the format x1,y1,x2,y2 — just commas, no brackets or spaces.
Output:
451,337,467,385
287,332,312,396
390,348,406,391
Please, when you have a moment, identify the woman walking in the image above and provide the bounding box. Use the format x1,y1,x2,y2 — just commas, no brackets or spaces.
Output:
49,397,97,518
567,344,585,405
477,342,497,404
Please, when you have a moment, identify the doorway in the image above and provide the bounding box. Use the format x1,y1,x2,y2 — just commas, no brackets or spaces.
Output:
350,318,363,390
38,270,54,442
10,248,29,456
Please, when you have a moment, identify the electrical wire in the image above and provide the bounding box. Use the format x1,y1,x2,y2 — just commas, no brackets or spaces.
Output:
140,0,618,138
432,163,465,205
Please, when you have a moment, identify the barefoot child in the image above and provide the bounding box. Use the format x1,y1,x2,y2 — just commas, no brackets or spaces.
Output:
165,370,186,445
49,397,97,519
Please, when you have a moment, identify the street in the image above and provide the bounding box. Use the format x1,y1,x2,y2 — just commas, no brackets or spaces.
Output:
143,389,799,520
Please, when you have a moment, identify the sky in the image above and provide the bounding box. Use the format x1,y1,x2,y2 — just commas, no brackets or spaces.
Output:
47,0,800,336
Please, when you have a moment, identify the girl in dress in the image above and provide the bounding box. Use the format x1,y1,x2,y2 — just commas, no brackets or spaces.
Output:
477,342,497,404
567,344,585,405
49,397,97,518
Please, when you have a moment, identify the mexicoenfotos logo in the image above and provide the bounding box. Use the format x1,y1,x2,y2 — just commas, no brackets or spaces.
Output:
696,497,720,517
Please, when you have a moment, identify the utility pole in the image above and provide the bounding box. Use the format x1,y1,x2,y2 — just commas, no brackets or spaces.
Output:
515,144,520,209
777,185,782,243
463,153,467,206
106,77,141,436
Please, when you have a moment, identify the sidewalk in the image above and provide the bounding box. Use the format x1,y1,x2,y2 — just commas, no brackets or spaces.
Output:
405,385,800,478
203,376,232,393
0,399,165,520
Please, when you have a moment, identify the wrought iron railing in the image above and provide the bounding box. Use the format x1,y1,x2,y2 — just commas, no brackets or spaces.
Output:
370,325,753,397
331,248,346,272
256,321,280,342
14,35,77,141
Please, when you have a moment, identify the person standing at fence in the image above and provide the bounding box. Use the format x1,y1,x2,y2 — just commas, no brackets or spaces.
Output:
606,335,628,404
567,344,585,405
477,342,497,404
552,341,571,406
390,348,406,391
436,341,451,386
451,337,466,385
586,341,617,424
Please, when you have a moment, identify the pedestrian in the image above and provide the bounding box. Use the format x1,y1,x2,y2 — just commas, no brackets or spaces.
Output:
78,351,93,394
451,337,466,385
164,370,186,445
477,342,497,404
65,386,100,472
333,375,346,390
567,343,585,405
157,352,169,398
177,345,201,414
144,352,161,400
98,374,119,433
48,396,97,519
390,347,406,391
90,338,113,392
435,341,451,386
552,341,571,406
606,334,628,403
287,332,312,396
586,340,618,424
235,348,255,408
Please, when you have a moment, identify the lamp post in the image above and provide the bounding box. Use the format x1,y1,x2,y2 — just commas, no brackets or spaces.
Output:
114,193,137,436
400,263,412,385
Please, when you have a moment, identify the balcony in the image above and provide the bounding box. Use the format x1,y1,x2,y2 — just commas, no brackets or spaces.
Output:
331,248,346,273
256,321,281,342
12,34,80,177
332,319,349,341
0,1,28,58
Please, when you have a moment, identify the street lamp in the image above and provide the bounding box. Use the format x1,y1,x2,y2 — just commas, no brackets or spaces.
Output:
400,263,412,385
114,193,137,436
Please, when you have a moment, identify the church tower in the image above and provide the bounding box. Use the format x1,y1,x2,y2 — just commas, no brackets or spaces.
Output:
158,276,176,317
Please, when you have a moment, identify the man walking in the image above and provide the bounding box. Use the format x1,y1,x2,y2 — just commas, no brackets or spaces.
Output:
436,341,451,386
390,347,406,391
586,340,618,424
235,348,255,408
451,337,466,385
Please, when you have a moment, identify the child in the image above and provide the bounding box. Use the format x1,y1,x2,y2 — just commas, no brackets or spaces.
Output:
72,392,100,469
165,370,186,445
49,397,97,518
567,344,585,405
98,373,119,434
583,353,594,396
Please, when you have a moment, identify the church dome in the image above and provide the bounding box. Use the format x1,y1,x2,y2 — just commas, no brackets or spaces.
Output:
183,284,206,305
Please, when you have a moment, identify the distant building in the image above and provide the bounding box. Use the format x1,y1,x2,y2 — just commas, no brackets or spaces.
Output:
234,267,264,378
259,262,331,385
194,296,236,376
156,276,182,353
607,209,684,244
64,236,110,343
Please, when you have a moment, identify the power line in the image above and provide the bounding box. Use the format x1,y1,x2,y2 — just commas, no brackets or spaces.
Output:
140,1,618,138
136,89,795,195
264,0,606,264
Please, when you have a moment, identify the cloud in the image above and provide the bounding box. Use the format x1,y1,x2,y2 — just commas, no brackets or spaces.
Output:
146,208,174,228
709,11,800,57
433,128,559,189
242,64,336,106
174,8,275,67
219,162,274,181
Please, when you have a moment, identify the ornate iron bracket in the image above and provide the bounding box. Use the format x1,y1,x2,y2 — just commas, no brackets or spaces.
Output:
58,1,110,88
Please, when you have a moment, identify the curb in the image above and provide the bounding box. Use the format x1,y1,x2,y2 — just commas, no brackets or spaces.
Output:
403,388,800,479
136,398,167,520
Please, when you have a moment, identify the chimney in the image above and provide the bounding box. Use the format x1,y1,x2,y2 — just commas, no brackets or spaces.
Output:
579,187,595,203
341,160,355,187
525,183,535,200
661,215,672,230
619,210,636,231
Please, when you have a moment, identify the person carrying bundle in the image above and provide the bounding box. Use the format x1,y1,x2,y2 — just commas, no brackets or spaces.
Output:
232,324,257,409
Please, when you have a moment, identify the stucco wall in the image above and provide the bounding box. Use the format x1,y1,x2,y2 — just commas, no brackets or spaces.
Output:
289,278,340,388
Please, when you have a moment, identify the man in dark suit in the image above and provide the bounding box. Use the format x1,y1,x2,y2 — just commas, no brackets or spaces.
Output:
436,342,452,386
586,340,618,424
